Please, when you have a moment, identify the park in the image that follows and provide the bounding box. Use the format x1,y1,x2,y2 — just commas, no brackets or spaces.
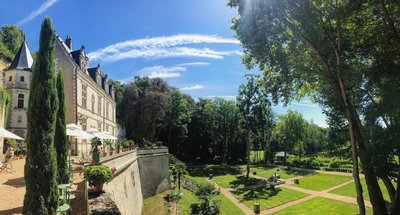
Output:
1,0,400,215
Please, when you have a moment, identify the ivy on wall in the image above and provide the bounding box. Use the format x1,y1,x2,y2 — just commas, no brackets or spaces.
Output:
0,87,10,124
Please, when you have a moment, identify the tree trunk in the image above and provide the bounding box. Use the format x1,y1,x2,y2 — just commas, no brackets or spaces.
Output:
246,132,250,178
335,77,388,214
348,122,366,215
390,151,400,214
381,175,396,203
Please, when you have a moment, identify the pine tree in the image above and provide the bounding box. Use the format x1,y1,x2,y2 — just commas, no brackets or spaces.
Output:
55,69,69,184
23,17,59,215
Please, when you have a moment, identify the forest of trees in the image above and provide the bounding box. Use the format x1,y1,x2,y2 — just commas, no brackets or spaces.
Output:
116,76,328,165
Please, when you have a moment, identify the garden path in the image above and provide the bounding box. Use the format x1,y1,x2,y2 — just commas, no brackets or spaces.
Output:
207,177,254,215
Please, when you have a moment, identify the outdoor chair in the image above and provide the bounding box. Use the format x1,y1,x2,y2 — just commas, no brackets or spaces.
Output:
0,158,13,173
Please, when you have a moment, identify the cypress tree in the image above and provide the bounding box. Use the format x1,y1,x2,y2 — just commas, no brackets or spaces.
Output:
23,17,59,215
55,69,69,184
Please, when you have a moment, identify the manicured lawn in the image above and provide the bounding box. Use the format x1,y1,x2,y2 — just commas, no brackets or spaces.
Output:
179,188,199,215
213,174,261,188
249,165,311,179
142,190,169,215
330,178,393,202
179,188,245,215
232,187,308,210
272,197,372,215
184,174,209,186
293,173,352,191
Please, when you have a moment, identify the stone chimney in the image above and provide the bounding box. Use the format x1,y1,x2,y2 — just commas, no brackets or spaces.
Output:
65,35,72,50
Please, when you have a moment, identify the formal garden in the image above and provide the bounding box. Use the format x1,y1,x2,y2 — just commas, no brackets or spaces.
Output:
141,154,394,215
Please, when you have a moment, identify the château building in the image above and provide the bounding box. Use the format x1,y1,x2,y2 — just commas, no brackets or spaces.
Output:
2,42,33,138
55,35,117,155
1,36,117,156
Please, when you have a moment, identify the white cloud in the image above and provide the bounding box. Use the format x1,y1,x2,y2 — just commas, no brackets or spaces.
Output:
290,101,319,108
176,62,211,67
138,65,185,79
204,95,237,100
18,0,58,25
180,84,205,91
149,72,180,79
87,34,241,63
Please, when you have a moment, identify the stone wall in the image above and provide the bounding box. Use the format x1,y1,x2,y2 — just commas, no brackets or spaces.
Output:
137,147,170,198
90,147,169,214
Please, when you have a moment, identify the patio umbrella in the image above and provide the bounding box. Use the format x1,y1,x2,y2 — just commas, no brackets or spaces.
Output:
102,131,118,140
66,123,81,130
0,128,24,140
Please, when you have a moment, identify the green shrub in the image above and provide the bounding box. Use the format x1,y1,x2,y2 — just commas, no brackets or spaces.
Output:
329,160,340,169
84,164,115,186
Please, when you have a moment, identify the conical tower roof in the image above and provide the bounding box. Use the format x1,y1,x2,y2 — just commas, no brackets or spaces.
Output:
8,41,33,70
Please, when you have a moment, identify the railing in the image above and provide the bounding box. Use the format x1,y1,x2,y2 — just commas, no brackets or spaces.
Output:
5,82,28,89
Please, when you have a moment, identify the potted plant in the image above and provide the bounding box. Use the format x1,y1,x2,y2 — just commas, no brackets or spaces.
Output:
105,140,113,156
115,142,121,154
126,140,134,150
91,137,102,163
84,162,116,192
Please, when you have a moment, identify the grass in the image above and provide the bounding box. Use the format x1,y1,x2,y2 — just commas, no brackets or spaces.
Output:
272,197,372,215
179,188,199,215
179,187,245,215
232,187,308,210
142,190,170,215
293,173,352,191
248,165,312,179
330,178,393,202
213,174,261,188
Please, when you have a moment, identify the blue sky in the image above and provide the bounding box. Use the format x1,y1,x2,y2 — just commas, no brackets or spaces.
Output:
0,0,327,127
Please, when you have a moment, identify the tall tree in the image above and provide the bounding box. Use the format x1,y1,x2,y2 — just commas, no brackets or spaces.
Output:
164,89,190,156
228,1,391,213
0,25,25,61
274,110,306,163
55,69,68,184
23,17,59,214
237,74,260,178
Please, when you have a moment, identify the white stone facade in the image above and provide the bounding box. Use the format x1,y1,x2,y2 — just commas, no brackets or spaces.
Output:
55,36,117,155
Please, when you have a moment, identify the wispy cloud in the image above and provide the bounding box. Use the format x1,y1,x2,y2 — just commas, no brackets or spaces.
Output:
149,72,181,79
18,0,58,25
87,34,241,63
176,62,211,67
138,65,185,79
204,95,237,100
180,84,205,91
290,101,319,108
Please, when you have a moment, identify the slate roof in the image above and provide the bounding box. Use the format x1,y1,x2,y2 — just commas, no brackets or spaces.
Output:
70,50,82,68
8,41,33,70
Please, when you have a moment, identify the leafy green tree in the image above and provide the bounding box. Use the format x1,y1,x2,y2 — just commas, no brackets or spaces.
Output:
0,25,25,61
55,69,69,184
23,17,59,215
228,1,394,213
237,74,262,177
164,89,191,156
190,184,221,215
274,110,306,163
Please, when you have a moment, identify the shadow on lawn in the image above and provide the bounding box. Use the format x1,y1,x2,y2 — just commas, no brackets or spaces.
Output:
229,175,262,188
232,186,281,201
251,164,314,176
186,165,242,178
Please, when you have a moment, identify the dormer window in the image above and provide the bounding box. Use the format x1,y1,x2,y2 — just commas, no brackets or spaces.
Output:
20,76,25,82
